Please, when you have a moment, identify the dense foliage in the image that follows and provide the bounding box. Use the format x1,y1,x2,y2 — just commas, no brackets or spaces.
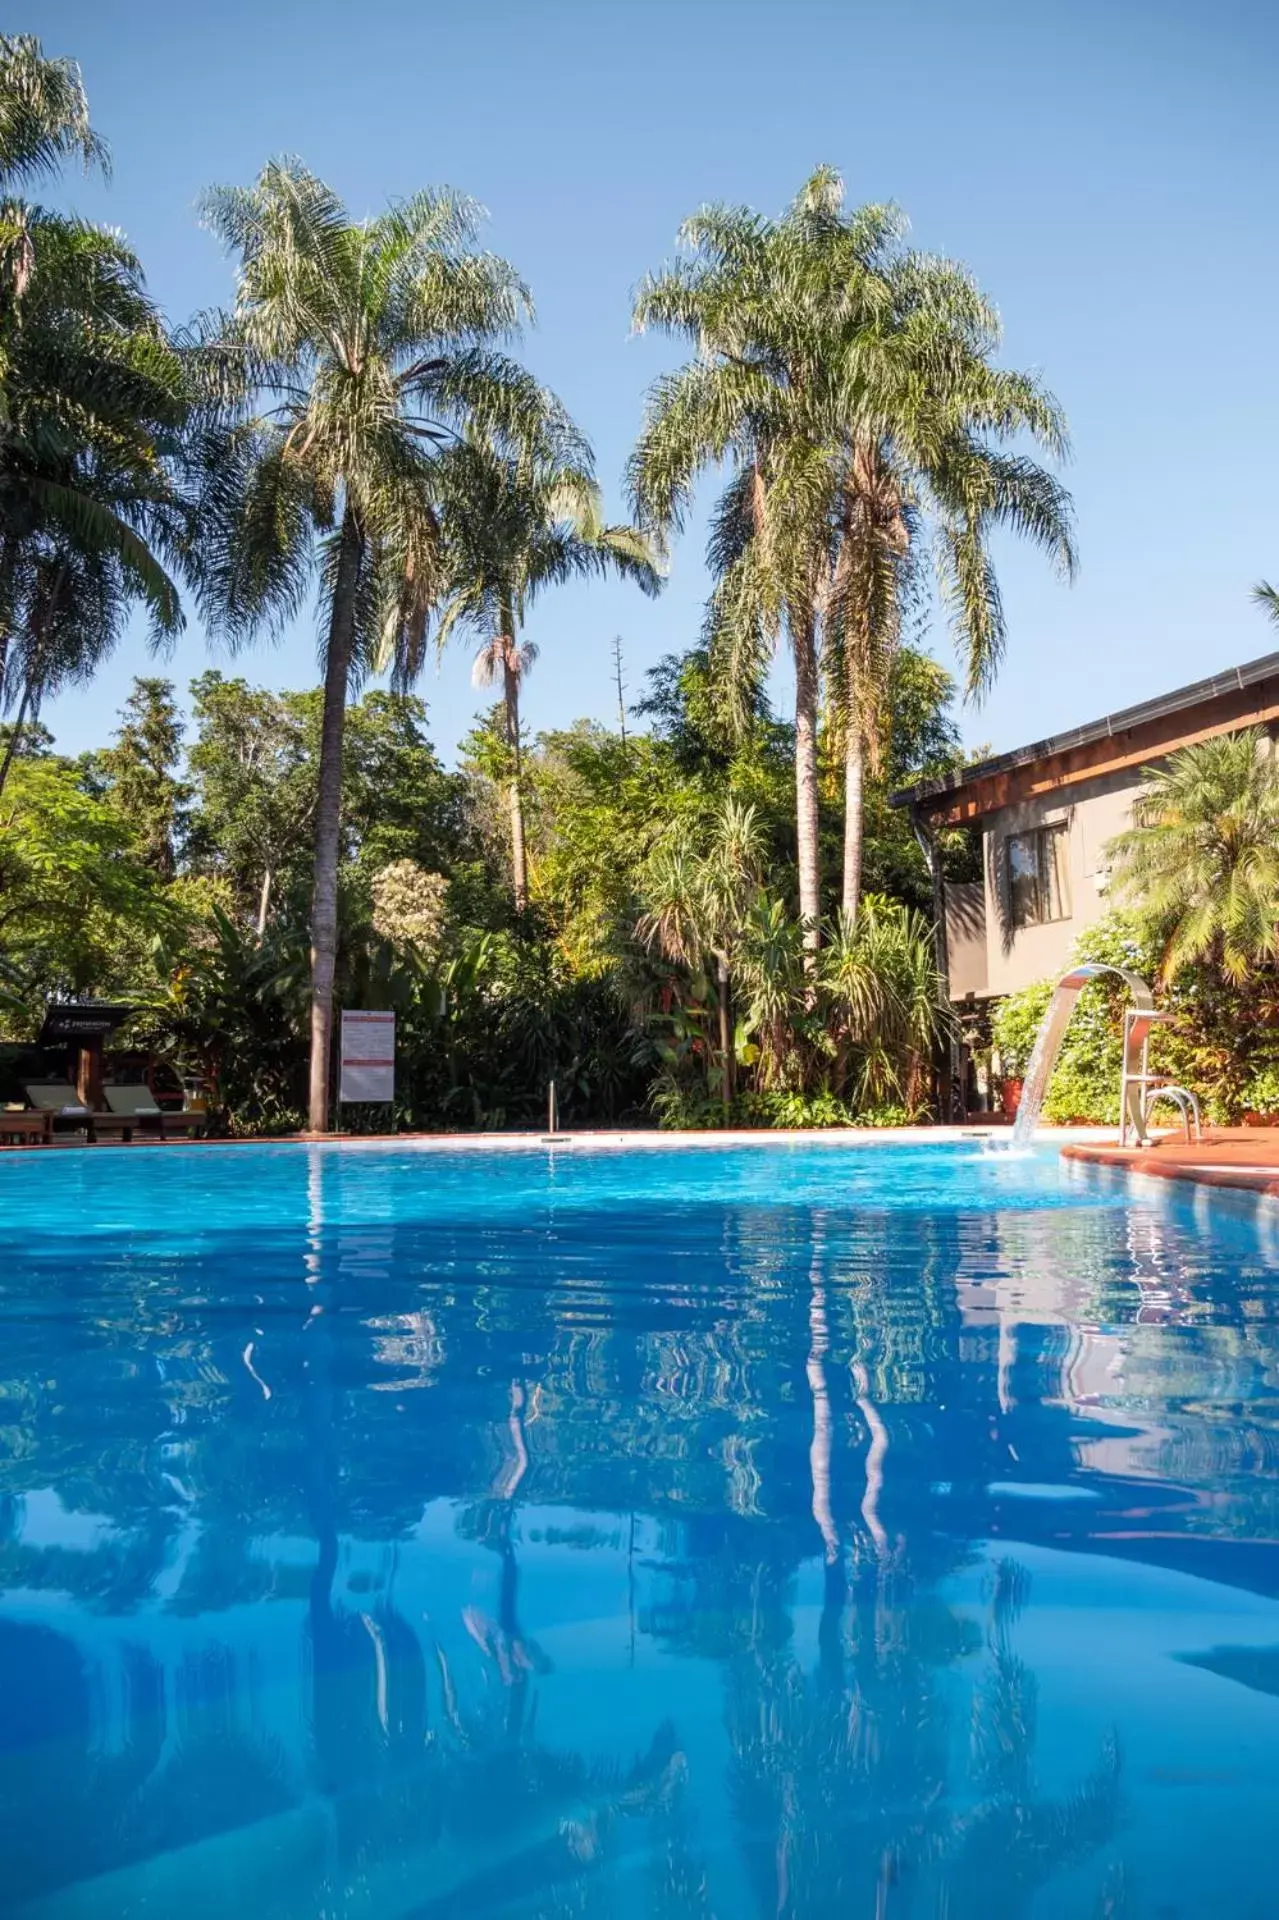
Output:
0,643,972,1131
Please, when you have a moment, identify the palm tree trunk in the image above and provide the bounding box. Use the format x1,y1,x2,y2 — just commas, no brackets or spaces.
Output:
255,866,273,940
0,562,63,802
0,530,15,706
307,507,363,1133
793,619,822,954
842,723,865,922
0,678,31,800
716,952,733,1121
503,635,528,914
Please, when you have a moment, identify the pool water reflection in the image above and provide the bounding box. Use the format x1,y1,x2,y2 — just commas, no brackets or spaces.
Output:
1,1140,1278,1917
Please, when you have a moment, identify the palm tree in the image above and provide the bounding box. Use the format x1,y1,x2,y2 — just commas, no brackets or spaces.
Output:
0,43,188,794
1106,728,1279,983
193,160,550,1130
821,896,948,1112
637,796,765,1111
0,32,107,311
630,170,1075,935
813,190,1074,920
431,432,661,910
630,190,836,952
0,35,104,189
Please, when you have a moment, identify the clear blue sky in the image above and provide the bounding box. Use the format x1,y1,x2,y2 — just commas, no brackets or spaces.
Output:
29,0,1279,767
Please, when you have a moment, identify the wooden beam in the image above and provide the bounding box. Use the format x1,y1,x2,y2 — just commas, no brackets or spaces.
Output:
921,679,1279,826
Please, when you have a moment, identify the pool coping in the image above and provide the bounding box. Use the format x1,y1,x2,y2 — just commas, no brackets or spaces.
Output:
1061,1137,1279,1210
8,1123,1115,1153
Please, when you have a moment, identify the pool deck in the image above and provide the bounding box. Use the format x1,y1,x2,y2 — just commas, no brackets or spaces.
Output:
1061,1128,1279,1202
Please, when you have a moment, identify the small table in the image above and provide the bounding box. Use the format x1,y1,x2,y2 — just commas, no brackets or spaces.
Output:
0,1109,54,1146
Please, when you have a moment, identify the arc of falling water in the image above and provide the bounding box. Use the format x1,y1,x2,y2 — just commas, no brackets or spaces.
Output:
1010,963,1155,1149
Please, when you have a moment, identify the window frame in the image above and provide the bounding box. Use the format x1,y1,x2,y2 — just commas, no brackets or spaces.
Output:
1005,820,1071,930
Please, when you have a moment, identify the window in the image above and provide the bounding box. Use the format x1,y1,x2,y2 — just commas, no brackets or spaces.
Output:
1006,822,1070,928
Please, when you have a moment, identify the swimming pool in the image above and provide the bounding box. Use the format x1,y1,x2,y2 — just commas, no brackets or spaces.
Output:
1,1138,1277,1917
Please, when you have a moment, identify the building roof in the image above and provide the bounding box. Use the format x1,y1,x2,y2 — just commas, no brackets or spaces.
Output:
890,648,1279,816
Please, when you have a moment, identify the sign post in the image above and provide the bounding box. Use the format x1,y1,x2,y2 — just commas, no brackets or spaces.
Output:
339,1009,396,1106
37,1001,132,1113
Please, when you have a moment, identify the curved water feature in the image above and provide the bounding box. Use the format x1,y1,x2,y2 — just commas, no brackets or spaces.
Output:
1009,962,1156,1148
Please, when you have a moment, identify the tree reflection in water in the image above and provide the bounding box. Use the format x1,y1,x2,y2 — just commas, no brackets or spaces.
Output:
0,1145,1276,1915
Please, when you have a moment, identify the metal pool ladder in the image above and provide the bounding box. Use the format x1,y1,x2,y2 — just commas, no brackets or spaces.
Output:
1140,1083,1202,1144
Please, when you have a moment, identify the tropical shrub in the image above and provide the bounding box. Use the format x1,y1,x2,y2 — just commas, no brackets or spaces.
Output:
637,797,949,1125
1240,1064,1279,1119
1107,730,1279,983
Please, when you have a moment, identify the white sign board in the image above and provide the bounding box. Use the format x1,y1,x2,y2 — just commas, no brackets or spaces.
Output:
339,1009,395,1103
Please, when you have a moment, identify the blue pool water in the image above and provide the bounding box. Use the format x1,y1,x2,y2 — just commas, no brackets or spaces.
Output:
1,1138,1278,1917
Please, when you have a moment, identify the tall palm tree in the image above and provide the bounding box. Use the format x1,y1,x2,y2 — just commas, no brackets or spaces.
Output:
0,32,107,312
630,193,836,953
1106,728,1279,983
809,183,1074,918
630,170,1075,935
0,40,188,794
0,35,104,190
193,160,549,1130
431,433,660,910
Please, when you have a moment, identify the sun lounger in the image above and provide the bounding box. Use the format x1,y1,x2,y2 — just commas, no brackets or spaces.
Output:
103,1085,204,1140
24,1083,135,1143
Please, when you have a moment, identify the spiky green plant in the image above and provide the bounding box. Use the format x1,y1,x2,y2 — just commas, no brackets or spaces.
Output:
822,895,948,1110
1106,729,1279,984
637,797,766,1108
191,159,550,1128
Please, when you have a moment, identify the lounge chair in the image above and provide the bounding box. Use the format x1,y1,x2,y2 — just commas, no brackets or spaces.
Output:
103,1084,203,1141
23,1082,107,1141
24,1082,155,1143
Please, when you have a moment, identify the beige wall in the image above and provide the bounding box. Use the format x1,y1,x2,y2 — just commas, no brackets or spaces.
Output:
975,767,1143,997
945,881,988,997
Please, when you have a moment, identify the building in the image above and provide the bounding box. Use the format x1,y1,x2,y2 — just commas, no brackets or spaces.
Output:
891,650,1279,1005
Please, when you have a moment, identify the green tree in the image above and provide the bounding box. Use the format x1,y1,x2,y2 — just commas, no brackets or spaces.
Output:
0,40,189,788
193,159,549,1128
431,432,660,909
807,185,1073,918
340,688,467,886
185,671,314,933
99,677,189,881
0,755,169,1006
630,170,1073,934
186,673,469,938
1106,728,1279,983
630,185,837,951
